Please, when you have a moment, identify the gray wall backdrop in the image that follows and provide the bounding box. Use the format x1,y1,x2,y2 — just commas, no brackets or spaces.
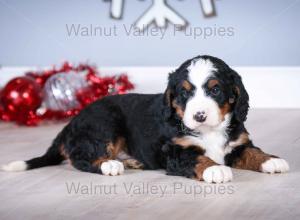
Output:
0,0,299,67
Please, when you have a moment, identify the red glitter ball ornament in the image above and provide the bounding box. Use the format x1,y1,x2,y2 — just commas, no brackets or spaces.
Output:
0,77,42,115
0,62,134,126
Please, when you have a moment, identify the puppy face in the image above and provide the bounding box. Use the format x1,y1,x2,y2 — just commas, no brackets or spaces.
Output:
183,59,230,129
165,55,249,131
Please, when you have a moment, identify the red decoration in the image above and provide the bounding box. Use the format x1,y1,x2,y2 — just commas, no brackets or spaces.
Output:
0,77,42,125
0,62,134,126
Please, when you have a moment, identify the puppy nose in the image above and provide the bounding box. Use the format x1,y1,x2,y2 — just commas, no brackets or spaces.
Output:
193,111,207,123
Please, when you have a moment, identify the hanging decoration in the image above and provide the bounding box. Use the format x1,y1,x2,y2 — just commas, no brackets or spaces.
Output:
0,62,134,126
105,0,124,19
200,0,216,17
135,0,188,31
104,0,217,31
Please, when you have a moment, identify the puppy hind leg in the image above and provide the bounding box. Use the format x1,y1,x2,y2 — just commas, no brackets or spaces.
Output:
68,142,106,174
68,137,126,175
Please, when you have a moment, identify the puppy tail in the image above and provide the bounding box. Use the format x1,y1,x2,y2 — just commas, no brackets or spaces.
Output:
2,130,66,172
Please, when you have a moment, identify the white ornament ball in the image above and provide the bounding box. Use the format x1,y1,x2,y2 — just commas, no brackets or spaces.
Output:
43,72,88,111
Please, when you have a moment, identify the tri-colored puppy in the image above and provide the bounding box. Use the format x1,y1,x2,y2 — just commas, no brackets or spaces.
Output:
2,55,289,183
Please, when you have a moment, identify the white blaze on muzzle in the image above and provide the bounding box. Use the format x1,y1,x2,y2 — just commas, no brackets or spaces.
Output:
183,58,222,130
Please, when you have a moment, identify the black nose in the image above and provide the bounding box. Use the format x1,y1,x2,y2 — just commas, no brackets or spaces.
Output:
193,111,207,123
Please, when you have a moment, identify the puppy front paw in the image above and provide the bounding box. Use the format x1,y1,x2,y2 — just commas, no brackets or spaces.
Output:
202,165,233,183
261,158,289,174
100,160,124,176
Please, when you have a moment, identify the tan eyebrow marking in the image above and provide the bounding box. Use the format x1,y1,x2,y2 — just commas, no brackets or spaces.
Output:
182,80,192,91
207,79,219,89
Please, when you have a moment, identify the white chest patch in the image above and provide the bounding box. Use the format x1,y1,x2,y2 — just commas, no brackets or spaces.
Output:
177,114,233,164
183,131,228,164
200,131,228,164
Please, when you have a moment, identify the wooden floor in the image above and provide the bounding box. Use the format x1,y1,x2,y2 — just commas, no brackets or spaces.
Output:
0,109,300,220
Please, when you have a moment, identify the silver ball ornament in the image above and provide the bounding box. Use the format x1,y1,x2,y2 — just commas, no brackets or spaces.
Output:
43,72,88,111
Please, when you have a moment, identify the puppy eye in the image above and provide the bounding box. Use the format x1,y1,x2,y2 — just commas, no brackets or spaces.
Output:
210,85,221,96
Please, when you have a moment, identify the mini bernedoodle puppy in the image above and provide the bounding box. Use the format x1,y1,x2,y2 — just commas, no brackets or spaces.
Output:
2,55,289,183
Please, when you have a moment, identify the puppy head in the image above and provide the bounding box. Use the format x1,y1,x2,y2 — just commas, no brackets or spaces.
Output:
164,55,249,131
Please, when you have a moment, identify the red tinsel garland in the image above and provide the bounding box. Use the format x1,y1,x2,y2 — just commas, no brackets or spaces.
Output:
0,62,134,126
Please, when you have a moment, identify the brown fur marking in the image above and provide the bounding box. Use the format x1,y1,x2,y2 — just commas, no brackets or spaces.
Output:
173,136,197,149
233,147,273,171
194,156,217,180
182,80,192,91
173,137,192,148
92,157,109,167
92,137,127,168
172,137,205,155
123,159,144,169
59,144,68,159
219,102,231,120
228,132,249,148
207,79,219,89
59,144,73,165
107,137,126,158
172,100,184,118
172,137,215,179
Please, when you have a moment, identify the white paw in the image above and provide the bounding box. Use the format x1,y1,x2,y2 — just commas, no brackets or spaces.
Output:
203,165,233,183
100,160,124,176
261,158,289,174
1,160,27,172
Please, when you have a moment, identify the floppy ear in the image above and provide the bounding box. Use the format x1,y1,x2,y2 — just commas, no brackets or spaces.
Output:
162,84,174,120
162,59,191,120
162,72,177,120
231,72,249,122
163,69,179,120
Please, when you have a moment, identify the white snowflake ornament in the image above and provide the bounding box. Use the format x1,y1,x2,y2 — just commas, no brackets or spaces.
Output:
200,0,216,17
105,0,124,19
135,0,188,30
